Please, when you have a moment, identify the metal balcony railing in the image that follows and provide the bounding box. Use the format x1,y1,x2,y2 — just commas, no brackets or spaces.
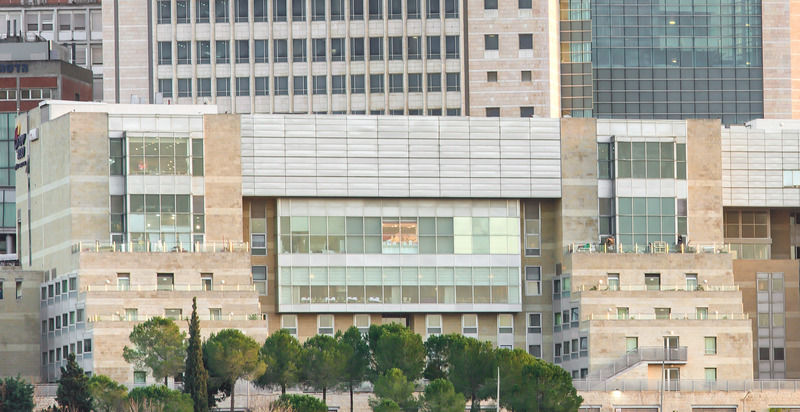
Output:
81,284,256,292
87,313,266,322
573,379,800,392
588,346,687,380
585,312,748,321
577,284,739,292
568,241,730,255
72,240,250,254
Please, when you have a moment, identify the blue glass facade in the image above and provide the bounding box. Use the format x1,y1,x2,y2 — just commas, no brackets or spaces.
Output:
591,0,763,124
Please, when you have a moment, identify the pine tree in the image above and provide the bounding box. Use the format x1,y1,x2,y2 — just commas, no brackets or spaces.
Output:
56,353,92,412
184,297,209,412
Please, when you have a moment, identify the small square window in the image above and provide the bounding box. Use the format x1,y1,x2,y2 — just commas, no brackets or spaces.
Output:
486,107,500,117
485,34,499,51
521,71,532,81
519,34,533,50
487,71,497,82
484,0,497,10
520,106,534,117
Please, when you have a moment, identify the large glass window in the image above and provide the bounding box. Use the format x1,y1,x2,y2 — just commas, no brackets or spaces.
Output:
127,194,202,251
616,141,683,179
617,197,677,249
524,200,540,256
127,136,198,176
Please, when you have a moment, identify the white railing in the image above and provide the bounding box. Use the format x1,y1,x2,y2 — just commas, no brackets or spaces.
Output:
578,284,739,292
87,313,265,322
569,242,731,255
81,284,256,292
588,347,687,380
574,379,800,392
585,312,748,321
72,240,250,254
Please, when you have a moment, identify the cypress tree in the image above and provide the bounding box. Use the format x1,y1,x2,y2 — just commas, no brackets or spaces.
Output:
56,353,92,412
184,297,209,412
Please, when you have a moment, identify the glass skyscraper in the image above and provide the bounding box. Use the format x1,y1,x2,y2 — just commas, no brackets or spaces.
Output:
562,0,764,124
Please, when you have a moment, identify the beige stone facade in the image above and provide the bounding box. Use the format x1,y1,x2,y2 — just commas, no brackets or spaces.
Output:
0,268,43,383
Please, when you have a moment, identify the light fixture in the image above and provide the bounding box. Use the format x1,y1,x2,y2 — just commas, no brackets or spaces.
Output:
612,389,622,398
669,20,676,25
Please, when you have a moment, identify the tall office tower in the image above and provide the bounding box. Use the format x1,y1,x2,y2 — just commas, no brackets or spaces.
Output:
560,0,765,124
0,0,104,102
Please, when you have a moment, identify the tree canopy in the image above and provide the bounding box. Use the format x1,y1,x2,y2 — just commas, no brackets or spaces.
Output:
205,329,266,412
256,329,303,394
448,336,497,412
56,353,92,412
300,334,346,403
122,316,187,386
88,374,128,412
496,348,583,412
368,323,426,381
338,326,371,412
421,378,465,412
371,368,418,412
0,375,34,412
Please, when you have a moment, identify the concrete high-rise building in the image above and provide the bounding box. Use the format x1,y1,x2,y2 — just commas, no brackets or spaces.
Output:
0,0,104,102
99,0,800,123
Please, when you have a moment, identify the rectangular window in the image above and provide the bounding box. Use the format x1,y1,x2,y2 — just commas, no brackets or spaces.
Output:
685,273,698,291
197,0,211,22
388,0,402,19
407,0,420,18
331,38,345,61
704,368,717,382
253,266,267,295
485,34,498,51
654,307,671,320
370,74,384,93
311,38,326,62
293,39,306,62
197,41,211,64
427,73,441,92
351,75,365,94
158,79,172,97
408,73,422,92
626,337,638,352
15,280,22,299
445,35,459,58
236,77,250,96
177,41,191,64
158,42,171,65
332,75,346,94
484,0,497,9
369,0,383,19
274,39,288,62
255,77,269,95
201,273,213,291
125,308,138,321
519,34,533,50
318,314,334,335
215,0,229,22
355,314,370,334
84,339,92,353
254,0,268,21
216,78,231,96
426,36,441,60
209,308,222,320
524,266,541,296
498,314,513,334
351,0,364,18
235,0,248,21
389,37,403,60
274,0,288,20
446,73,460,91
313,76,327,94
519,0,531,8
312,0,326,20
331,0,345,19
696,307,708,320
157,273,174,291
178,79,191,97
216,40,230,63
645,273,661,291
292,0,306,21
370,37,383,60
165,309,182,320
444,0,458,17
282,314,298,336
617,307,629,320
236,40,249,63
617,142,682,179
389,74,404,93
705,337,717,355
117,273,130,291
275,77,289,95
351,38,365,61
134,371,146,384
427,0,440,17
407,36,422,60
527,313,541,333
426,314,442,336
462,314,478,335
252,40,267,63
158,0,171,23
486,107,500,117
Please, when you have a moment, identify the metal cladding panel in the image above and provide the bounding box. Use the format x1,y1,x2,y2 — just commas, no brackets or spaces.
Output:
241,115,562,198
723,121,800,207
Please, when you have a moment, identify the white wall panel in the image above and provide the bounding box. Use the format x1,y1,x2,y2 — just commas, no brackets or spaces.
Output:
241,115,562,198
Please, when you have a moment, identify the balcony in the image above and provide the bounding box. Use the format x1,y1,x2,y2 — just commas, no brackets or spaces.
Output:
72,240,250,254
577,284,739,292
80,284,256,292
87,313,265,322
589,346,687,380
574,379,800,392
567,241,730,255
585,312,748,321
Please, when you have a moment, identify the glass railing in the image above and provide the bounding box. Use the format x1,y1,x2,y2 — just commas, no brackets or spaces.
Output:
72,240,250,253
568,242,730,255
81,284,256,292
584,312,748,321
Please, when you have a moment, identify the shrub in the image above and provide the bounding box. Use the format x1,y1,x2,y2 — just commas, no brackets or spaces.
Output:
0,375,34,412
270,394,328,412
128,385,193,412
